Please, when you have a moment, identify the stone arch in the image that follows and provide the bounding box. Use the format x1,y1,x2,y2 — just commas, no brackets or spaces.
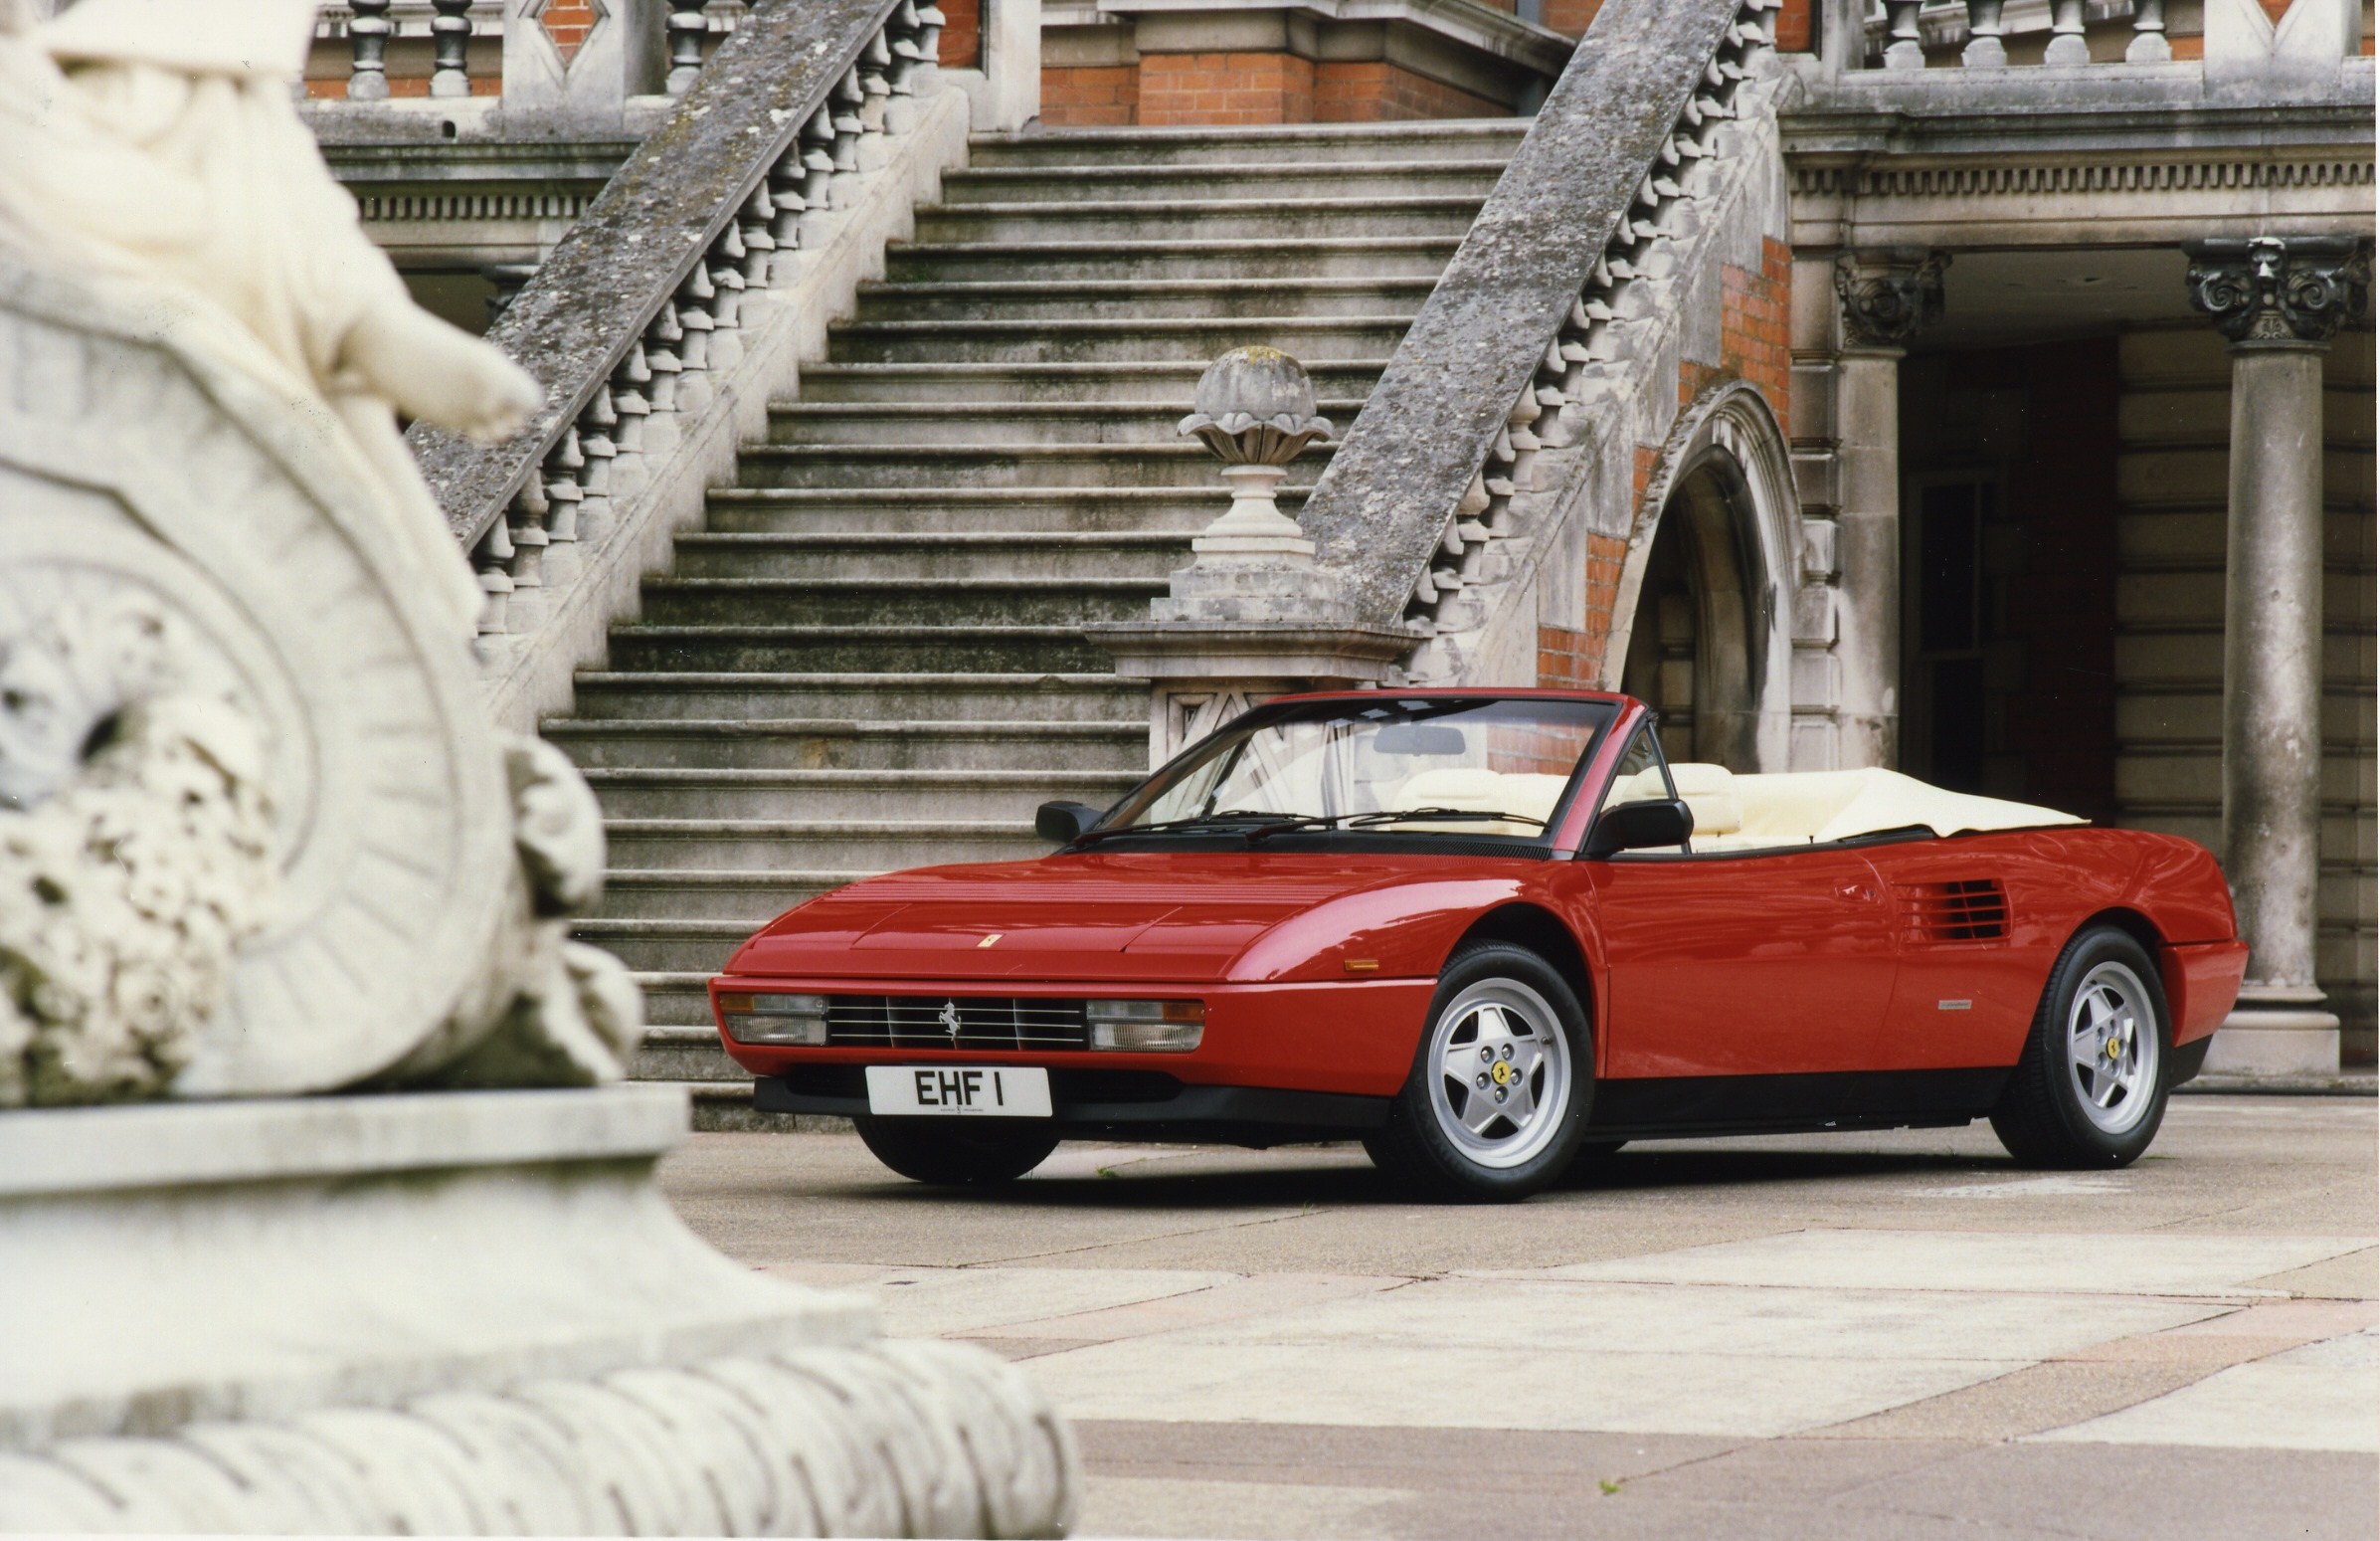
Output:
1606,380,1798,772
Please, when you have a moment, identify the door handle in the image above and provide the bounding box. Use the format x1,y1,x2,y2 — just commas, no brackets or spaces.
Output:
1838,881,1876,901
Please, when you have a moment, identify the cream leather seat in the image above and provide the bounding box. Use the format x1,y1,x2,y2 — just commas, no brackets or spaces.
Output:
1389,767,1570,833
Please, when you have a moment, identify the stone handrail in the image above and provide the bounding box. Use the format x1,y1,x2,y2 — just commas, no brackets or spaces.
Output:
1298,0,1774,650
403,0,941,612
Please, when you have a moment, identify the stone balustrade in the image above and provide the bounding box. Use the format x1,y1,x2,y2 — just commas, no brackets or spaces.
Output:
313,0,757,104
398,0,960,729
1854,0,2365,71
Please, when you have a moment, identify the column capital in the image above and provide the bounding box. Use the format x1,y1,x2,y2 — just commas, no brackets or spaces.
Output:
2184,236,2373,347
1832,249,1950,352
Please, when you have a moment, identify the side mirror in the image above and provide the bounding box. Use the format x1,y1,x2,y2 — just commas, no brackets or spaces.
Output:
1581,797,1693,859
1035,800,1103,844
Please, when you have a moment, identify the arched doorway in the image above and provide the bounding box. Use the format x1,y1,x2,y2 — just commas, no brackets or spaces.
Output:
1609,382,1797,771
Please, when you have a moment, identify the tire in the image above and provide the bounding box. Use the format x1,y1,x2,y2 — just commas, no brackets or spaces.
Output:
853,1118,1060,1186
1989,925,2172,1169
1365,941,1593,1202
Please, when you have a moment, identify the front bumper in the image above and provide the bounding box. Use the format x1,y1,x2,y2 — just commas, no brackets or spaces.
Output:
712,975,1437,1098
755,1065,1389,1145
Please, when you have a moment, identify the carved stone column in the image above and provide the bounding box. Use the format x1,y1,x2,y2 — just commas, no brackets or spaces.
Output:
2185,236,2372,1076
1829,249,1947,770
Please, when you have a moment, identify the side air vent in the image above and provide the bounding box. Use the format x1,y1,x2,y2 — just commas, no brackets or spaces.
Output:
1900,879,2009,943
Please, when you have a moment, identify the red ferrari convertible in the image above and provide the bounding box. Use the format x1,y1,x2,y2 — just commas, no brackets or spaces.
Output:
710,690,2247,1200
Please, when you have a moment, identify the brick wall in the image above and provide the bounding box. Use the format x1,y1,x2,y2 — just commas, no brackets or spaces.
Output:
1315,60,1503,120
1048,52,1502,126
1540,532,1630,687
1543,0,1603,39
939,0,982,70
541,0,597,63
1042,64,1141,126
1137,50,1317,125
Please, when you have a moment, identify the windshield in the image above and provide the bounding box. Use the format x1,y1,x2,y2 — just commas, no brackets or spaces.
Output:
1093,696,1620,844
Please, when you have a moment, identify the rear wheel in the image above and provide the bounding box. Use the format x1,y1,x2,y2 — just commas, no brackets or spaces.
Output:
853,1118,1060,1186
1989,926,2171,1169
1365,941,1591,1202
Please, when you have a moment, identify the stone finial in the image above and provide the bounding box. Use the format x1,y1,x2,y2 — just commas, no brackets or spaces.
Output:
1177,346,1334,565
1833,249,1949,351
2184,236,2374,346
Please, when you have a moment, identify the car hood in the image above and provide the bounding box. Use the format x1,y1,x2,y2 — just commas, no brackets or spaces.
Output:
723,852,1454,983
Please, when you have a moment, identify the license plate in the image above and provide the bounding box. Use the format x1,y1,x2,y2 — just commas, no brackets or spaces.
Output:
864,1064,1053,1117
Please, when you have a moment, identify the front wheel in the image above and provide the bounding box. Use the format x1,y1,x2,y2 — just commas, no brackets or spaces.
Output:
853,1117,1060,1186
1989,926,2171,1169
1365,941,1592,1202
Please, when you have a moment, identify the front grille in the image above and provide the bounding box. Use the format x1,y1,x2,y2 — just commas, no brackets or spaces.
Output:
824,995,1091,1052
1899,879,2009,942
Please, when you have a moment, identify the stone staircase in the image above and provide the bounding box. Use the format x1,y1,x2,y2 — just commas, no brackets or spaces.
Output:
541,120,1527,1123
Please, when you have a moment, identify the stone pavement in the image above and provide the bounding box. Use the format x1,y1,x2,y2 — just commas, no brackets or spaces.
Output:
658,1095,2378,1540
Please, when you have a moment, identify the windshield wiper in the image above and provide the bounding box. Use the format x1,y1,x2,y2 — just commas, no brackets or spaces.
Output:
1241,806,1551,840
1345,807,1548,830
1068,809,1317,846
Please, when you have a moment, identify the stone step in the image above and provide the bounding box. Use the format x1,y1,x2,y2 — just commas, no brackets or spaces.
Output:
965,120,1528,168
700,484,1306,536
791,359,1389,403
594,870,866,928
577,915,782,973
762,400,1365,447
602,626,1116,674
824,313,1412,366
634,975,718,1029
883,238,1458,285
911,198,1482,245
853,275,1432,324
937,159,1507,205
632,1030,743,1083
668,531,1196,582
737,441,1331,489
583,767,1140,820
544,716,1150,772
631,575,1162,628
606,818,1049,870
563,671,1144,722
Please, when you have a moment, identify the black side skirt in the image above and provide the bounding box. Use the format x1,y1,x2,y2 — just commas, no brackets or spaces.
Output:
1589,1066,2011,1139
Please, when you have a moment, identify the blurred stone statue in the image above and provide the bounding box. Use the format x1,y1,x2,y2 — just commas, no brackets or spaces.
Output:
0,0,641,1103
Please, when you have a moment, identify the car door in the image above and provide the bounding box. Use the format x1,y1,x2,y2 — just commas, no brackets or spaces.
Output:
1582,727,1900,1080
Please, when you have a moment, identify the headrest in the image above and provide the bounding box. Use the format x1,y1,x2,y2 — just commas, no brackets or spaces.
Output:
1666,762,1741,837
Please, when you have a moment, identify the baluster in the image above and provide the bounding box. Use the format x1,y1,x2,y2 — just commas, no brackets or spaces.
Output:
473,521,514,637
736,186,777,289
429,0,473,98
765,151,809,285
665,3,706,95
703,234,746,372
672,270,715,417
1961,0,2006,67
914,4,947,92
347,0,392,99
858,29,895,144
504,480,549,637
641,311,684,459
1883,0,1924,69
796,106,842,249
577,388,619,545
2044,0,2090,64
2126,0,2170,62
544,430,585,545
610,346,652,497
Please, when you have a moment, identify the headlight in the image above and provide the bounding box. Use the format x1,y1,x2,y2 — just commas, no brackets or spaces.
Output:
717,992,828,1046
1085,999,1204,1053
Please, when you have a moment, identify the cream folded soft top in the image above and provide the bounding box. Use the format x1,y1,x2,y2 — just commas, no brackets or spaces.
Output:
1606,763,2084,849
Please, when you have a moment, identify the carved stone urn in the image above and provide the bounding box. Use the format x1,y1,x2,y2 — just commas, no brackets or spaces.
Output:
1177,344,1335,565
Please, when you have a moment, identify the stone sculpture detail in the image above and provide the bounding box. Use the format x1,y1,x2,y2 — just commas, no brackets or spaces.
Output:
2185,235,2374,344
0,0,638,1098
0,600,274,1106
1833,249,1951,350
